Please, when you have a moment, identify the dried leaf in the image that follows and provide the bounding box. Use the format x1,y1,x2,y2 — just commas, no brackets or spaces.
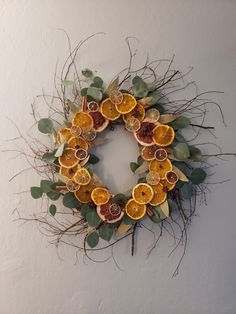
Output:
91,138,109,147
56,173,69,183
138,96,152,108
116,223,132,235
92,173,104,187
160,200,169,217
80,155,90,167
172,165,189,182
106,77,119,96
67,100,79,113
159,114,177,124
134,161,149,175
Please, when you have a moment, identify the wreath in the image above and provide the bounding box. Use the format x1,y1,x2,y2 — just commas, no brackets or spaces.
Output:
14,35,235,274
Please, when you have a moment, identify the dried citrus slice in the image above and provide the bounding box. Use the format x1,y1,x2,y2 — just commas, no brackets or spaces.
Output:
56,128,73,144
75,148,88,161
72,112,93,132
109,91,123,105
70,125,82,137
115,93,137,114
89,111,109,132
75,181,96,203
125,199,146,220
73,168,91,185
91,187,110,205
97,199,124,223
152,124,175,147
149,183,167,206
146,171,160,185
58,148,79,168
87,101,99,112
165,170,178,184
141,145,159,161
100,98,121,121
155,148,168,161
67,136,89,150
82,129,97,141
123,103,145,123
132,183,154,205
125,117,141,132
161,179,176,192
145,108,160,122
134,121,156,146
149,159,172,179
66,180,80,192
59,164,80,179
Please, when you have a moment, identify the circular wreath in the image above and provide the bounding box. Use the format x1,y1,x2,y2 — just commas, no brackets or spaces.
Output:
15,36,235,274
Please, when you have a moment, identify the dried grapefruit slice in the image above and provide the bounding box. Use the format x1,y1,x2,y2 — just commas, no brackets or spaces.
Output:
100,98,121,121
132,183,154,205
75,181,96,203
56,128,73,144
67,136,89,150
141,145,159,161
125,199,146,220
152,124,175,147
58,148,79,168
125,117,141,132
134,121,156,146
115,93,137,114
123,102,145,123
149,183,167,206
97,199,124,223
89,111,109,132
91,187,110,205
72,112,93,132
149,159,172,179
73,168,91,185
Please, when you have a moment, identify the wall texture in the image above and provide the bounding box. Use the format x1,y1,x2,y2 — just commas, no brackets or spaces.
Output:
0,1,236,313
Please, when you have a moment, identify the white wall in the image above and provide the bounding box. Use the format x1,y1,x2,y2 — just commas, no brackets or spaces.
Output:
0,1,236,313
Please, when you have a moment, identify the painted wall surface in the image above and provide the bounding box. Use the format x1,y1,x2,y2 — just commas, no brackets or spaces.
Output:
0,1,236,313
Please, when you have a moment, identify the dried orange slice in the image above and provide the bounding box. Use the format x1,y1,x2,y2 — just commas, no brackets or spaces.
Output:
87,101,99,112
115,93,137,114
152,124,175,147
141,145,159,161
149,183,167,206
73,168,91,185
91,187,110,205
72,112,93,132
74,181,96,203
66,180,80,192
56,128,73,144
100,98,121,121
132,183,154,205
58,148,79,168
59,164,80,179
161,179,176,192
146,171,160,185
155,148,167,161
75,148,88,161
165,171,178,184
70,125,82,137
125,117,141,132
82,129,97,141
134,121,156,146
89,111,109,132
145,108,160,122
125,199,146,220
109,91,123,105
67,136,89,150
149,159,172,179
123,103,145,123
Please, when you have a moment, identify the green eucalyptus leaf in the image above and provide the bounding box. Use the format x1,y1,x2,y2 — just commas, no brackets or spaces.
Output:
170,116,190,129
137,177,146,183
86,232,99,248
111,193,128,204
30,187,43,199
81,88,88,96
189,146,202,161
173,143,190,160
180,183,193,199
80,204,93,218
88,154,100,164
63,192,81,208
54,143,65,157
40,180,53,193
87,87,103,102
151,205,166,220
86,211,101,227
81,68,93,78
130,162,139,173
67,100,79,113
98,224,113,241
92,76,103,88
38,118,53,134
46,191,60,201
132,76,149,98
42,151,56,164
122,214,136,225
175,132,186,142
49,204,57,216
167,199,179,212
190,168,207,185
85,163,94,173
137,156,144,166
